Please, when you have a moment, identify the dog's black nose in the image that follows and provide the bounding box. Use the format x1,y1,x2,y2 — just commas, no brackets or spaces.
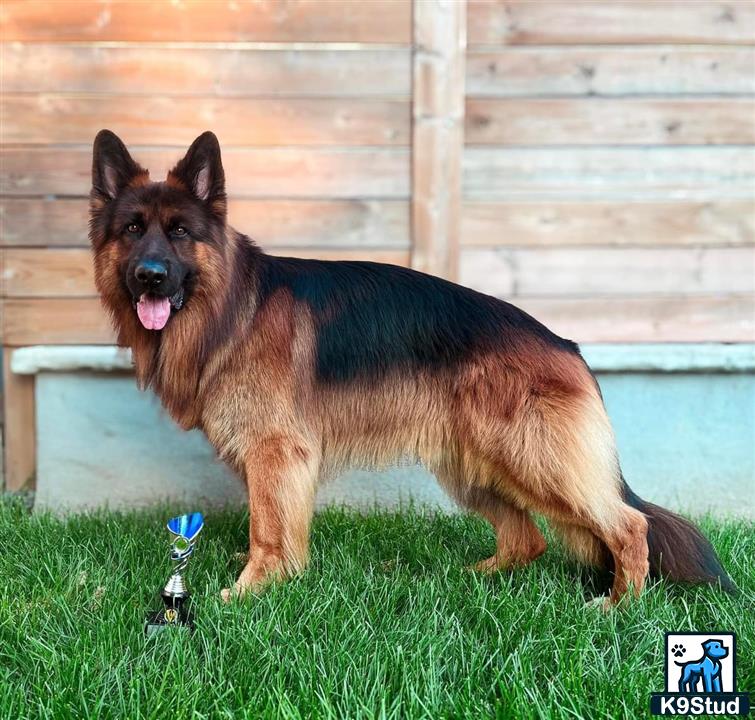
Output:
135,259,168,286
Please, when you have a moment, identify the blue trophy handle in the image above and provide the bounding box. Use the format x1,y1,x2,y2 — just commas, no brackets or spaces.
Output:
167,512,205,543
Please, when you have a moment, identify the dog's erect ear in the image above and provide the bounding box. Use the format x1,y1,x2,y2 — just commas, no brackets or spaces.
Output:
92,129,147,201
168,131,226,216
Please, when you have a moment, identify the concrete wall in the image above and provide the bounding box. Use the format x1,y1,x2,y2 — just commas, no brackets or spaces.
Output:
19,344,754,518
34,372,453,512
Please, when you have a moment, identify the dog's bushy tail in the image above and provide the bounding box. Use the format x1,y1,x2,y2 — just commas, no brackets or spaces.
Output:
623,478,736,593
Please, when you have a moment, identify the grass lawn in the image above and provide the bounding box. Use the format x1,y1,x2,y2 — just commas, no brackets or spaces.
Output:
0,497,752,719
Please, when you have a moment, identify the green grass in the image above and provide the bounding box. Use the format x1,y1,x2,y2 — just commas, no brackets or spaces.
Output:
0,497,752,720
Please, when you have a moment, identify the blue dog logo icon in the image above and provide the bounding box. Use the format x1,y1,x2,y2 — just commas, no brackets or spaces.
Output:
650,632,750,716
676,638,729,693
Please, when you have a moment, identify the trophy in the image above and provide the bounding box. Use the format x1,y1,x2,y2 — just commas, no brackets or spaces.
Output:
145,512,204,636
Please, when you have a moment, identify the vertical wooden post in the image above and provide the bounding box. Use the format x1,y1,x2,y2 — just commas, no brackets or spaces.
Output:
2,349,36,491
411,0,466,280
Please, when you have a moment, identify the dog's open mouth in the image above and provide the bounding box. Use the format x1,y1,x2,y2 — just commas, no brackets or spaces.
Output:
136,288,184,330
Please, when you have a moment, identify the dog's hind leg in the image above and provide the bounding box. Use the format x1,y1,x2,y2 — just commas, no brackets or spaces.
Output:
222,433,320,601
588,506,649,604
550,522,609,568
517,427,649,605
470,495,547,573
516,389,649,605
677,673,688,693
436,466,547,572
550,521,614,595
459,352,649,604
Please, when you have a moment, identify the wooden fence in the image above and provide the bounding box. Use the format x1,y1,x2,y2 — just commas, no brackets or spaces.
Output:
1,0,754,490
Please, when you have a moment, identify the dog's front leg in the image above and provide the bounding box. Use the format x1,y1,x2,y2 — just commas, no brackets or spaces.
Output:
221,433,319,601
703,667,717,694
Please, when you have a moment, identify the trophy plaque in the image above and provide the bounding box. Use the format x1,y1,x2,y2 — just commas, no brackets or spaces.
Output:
145,512,204,636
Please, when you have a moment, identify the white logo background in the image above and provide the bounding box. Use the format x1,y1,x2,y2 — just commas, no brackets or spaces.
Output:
666,633,735,693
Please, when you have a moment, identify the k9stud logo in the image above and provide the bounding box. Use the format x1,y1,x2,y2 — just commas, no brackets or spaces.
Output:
650,632,750,716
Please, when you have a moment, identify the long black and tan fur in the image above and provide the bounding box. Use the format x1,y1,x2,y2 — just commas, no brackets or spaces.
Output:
89,130,734,605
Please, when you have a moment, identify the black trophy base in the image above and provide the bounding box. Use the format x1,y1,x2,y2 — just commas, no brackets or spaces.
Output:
145,591,193,636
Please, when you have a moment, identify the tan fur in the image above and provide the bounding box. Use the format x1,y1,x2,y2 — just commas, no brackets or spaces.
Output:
94,194,650,606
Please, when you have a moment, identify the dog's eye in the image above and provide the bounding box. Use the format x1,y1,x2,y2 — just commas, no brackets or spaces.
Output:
173,226,188,237
126,223,141,235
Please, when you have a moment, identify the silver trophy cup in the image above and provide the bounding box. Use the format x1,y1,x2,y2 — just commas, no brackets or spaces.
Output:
145,512,204,635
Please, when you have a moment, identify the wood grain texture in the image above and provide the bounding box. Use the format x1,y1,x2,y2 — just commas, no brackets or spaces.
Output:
466,46,755,97
7,243,750,300
468,1,755,46
2,352,35,491
185,200,411,248
1,199,93,247
411,0,466,280
0,198,409,248
460,246,755,297
1,95,410,146
461,200,755,247
1,248,411,298
514,294,755,343
0,147,410,198
463,147,755,199
465,98,755,145
6,146,749,200
5,294,753,345
270,248,410,264
2,249,97,297
0,0,411,42
0,44,411,96
2,299,116,344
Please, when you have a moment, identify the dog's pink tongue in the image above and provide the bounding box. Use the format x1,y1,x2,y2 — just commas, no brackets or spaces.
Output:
136,295,171,330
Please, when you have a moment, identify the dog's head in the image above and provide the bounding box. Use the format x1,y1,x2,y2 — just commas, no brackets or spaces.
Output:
89,130,227,332
702,639,729,660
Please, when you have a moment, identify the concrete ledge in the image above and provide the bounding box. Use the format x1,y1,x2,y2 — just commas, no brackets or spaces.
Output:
12,346,133,374
9,344,754,517
12,343,755,375
582,343,755,373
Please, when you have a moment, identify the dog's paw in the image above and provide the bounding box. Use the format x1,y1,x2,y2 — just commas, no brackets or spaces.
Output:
466,555,502,574
671,644,685,658
584,595,612,612
220,576,267,602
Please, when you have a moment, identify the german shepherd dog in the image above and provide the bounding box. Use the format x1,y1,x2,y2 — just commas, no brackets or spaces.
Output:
90,130,734,605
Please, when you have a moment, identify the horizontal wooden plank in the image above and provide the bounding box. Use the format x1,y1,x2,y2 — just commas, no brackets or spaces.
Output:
462,200,755,247
5,294,753,345
271,248,409,265
467,46,755,96
2,298,116,344
463,147,755,199
2,248,95,297
0,199,92,247
0,45,410,96
0,0,410,43
6,240,752,303
466,98,755,145
6,146,749,201
0,147,410,198
515,295,755,343
1,248,411,298
461,247,755,297
1,95,410,146
0,198,409,248
468,1,755,46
